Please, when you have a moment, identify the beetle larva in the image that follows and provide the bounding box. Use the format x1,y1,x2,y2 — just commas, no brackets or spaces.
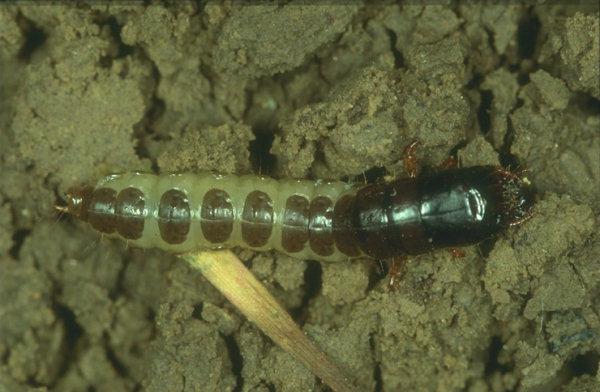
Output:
61,166,534,261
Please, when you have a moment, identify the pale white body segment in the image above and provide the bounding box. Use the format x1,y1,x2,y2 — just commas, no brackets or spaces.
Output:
94,172,361,261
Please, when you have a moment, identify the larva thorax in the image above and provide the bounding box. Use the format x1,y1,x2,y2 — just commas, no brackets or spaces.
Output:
65,173,362,261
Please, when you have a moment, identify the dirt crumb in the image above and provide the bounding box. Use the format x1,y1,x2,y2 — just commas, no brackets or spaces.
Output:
481,68,520,148
145,299,236,391
458,134,500,167
529,69,571,110
212,4,359,79
540,11,600,99
321,261,369,306
238,323,316,391
0,203,13,255
156,123,254,174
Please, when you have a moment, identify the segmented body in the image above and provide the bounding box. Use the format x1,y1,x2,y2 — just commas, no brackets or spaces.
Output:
64,166,534,261
74,173,361,261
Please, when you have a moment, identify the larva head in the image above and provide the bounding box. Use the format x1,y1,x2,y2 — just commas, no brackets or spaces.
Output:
494,168,536,227
60,186,94,221
401,166,532,252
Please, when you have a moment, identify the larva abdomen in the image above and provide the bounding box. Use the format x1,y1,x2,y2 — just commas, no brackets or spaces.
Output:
79,172,361,262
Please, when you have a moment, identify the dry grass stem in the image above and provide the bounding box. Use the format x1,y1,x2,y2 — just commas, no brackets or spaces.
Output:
183,250,357,392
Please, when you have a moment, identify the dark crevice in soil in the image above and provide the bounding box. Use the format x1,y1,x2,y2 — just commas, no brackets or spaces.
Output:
56,304,83,345
485,26,496,55
312,140,330,177
517,10,541,60
191,302,204,320
135,62,164,174
222,333,244,392
26,376,45,388
449,139,468,158
145,308,158,343
478,90,493,135
290,260,322,324
501,9,540,89
586,96,600,115
9,229,31,259
575,93,600,116
359,166,387,185
517,72,530,86
94,16,135,69
373,362,382,392
17,13,47,62
565,351,599,378
367,260,387,292
145,88,166,133
147,307,156,323
477,237,497,259
266,382,276,392
194,0,207,15
385,28,404,69
249,129,277,176
465,72,493,138
466,72,483,90
499,114,521,169
484,335,512,376
104,335,130,378
370,333,383,392
54,303,84,381
108,258,129,301
199,62,224,119
507,60,519,73
131,383,143,392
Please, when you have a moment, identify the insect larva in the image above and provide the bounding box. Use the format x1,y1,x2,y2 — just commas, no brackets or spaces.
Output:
61,166,534,262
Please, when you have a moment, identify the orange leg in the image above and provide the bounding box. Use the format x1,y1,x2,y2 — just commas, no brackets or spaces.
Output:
449,248,466,258
403,140,421,178
439,156,459,170
387,256,407,291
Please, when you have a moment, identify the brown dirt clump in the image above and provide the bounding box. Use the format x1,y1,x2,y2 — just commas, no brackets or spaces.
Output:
0,3,598,392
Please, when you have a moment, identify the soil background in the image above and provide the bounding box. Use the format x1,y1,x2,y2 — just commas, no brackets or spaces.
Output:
0,2,599,392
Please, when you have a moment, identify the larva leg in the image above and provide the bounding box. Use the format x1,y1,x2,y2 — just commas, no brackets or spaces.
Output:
439,156,459,170
449,248,466,258
403,140,421,178
387,255,407,291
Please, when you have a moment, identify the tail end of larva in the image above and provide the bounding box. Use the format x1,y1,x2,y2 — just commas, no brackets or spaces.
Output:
56,185,94,221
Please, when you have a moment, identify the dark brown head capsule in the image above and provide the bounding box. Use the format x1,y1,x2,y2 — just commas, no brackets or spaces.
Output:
492,168,536,227
351,166,535,259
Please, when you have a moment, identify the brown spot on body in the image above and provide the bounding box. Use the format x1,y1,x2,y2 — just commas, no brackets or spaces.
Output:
241,190,273,247
201,189,234,243
309,196,334,256
332,194,361,257
115,187,145,240
158,189,190,245
87,188,117,234
281,195,309,253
